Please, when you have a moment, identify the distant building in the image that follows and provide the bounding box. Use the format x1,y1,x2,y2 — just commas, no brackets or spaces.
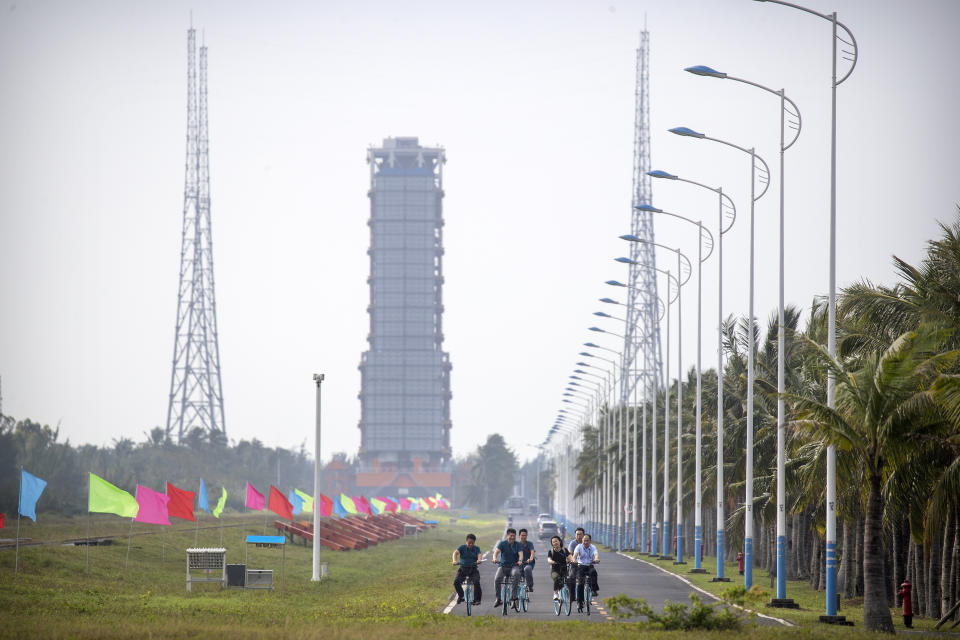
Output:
356,137,452,495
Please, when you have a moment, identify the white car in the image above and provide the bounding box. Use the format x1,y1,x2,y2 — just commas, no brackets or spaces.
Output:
536,513,552,525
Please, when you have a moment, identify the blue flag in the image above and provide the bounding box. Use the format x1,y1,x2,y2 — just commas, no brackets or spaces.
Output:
288,491,303,516
197,479,210,514
332,496,347,518
19,469,47,522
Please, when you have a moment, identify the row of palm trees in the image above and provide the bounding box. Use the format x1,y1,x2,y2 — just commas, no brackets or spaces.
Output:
573,212,960,632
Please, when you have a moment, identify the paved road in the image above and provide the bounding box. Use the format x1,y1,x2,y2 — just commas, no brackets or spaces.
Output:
445,515,785,625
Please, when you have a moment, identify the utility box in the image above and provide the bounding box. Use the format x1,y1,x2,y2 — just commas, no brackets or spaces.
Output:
186,548,226,592
246,569,274,590
226,563,246,587
403,524,418,537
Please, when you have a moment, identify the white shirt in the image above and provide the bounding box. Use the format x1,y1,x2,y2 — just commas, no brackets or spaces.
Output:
574,543,598,566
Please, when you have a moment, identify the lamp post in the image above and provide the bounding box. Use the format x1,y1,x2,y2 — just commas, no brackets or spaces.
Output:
753,1,857,620
581,347,620,546
598,295,665,552
311,373,325,582
627,206,715,572
648,169,736,580
685,64,803,604
604,285,666,554
617,253,688,561
670,125,770,587
585,332,624,548
573,362,609,534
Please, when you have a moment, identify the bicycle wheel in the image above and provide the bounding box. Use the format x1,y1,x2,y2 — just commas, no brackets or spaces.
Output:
501,583,509,616
562,584,572,616
521,585,529,613
514,584,522,612
584,584,592,616
553,588,561,616
464,582,472,617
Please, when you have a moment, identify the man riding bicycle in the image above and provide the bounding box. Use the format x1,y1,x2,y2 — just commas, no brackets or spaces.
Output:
518,528,536,593
492,527,525,608
572,533,600,611
452,533,482,605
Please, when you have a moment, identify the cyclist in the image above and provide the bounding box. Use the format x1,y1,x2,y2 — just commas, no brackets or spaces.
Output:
492,527,524,608
572,533,600,612
546,535,572,602
452,533,482,605
567,527,584,555
517,528,536,592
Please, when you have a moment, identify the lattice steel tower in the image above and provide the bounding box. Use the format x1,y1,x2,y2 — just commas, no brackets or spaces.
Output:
166,27,225,443
623,29,663,404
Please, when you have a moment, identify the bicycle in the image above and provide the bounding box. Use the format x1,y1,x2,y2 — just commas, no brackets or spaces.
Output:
575,565,594,616
515,571,529,613
553,565,572,616
499,565,521,617
454,559,482,617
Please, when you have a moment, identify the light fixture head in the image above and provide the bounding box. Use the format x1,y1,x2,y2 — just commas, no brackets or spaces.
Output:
685,65,727,79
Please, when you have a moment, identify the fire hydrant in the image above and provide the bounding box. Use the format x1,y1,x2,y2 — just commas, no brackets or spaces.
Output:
897,579,913,628
737,551,745,575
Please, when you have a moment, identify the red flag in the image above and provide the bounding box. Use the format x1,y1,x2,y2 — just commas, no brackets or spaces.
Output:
0,512,4,528
268,485,294,520
166,482,196,522
353,495,372,515
316,493,333,517
375,496,398,513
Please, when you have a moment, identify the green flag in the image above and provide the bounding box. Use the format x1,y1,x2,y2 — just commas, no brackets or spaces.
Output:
213,487,227,518
88,473,139,518
294,489,313,513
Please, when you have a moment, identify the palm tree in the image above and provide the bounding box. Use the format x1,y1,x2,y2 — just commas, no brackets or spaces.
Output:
787,325,960,632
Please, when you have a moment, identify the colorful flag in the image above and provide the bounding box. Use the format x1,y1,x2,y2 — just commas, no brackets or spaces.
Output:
245,482,265,510
339,494,358,515
197,479,210,513
19,469,47,522
1,512,5,528
268,485,294,520
213,487,227,518
317,493,333,517
424,497,437,509
332,495,348,518
134,485,171,525
399,497,412,511
382,497,398,512
352,495,371,515
88,473,139,518
166,482,196,522
288,491,303,515
294,489,313,513
369,497,387,514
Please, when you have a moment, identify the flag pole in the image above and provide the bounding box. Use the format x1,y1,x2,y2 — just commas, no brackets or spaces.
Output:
15,466,22,574
162,479,166,563
195,510,200,546
125,517,134,570
85,474,91,572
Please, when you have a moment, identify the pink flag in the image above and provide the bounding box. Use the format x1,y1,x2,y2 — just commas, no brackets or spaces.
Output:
134,485,171,525
245,482,265,510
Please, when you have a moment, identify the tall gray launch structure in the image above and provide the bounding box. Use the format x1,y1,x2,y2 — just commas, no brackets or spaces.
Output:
166,27,226,443
357,137,452,493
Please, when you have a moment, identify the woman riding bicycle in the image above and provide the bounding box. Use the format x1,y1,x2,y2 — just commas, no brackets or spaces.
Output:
546,535,572,602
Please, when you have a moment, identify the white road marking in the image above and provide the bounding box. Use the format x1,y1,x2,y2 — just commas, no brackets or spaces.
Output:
616,552,795,627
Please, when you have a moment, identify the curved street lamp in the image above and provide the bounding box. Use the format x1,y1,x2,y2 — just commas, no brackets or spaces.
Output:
669,126,770,587
685,64,802,600
648,169,736,580
617,252,688,561
630,204,715,573
753,0,858,620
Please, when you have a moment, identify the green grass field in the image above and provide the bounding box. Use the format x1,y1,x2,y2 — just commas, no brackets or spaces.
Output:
2,512,957,638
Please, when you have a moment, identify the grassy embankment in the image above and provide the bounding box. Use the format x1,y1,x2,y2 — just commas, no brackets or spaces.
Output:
1,511,955,638
622,549,957,632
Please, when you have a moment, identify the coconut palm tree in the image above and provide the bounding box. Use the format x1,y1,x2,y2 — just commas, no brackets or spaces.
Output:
787,325,960,632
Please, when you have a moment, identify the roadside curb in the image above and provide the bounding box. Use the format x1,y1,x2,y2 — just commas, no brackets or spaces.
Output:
616,552,794,627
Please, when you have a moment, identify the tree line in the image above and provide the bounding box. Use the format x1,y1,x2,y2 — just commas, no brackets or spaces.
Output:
575,211,960,632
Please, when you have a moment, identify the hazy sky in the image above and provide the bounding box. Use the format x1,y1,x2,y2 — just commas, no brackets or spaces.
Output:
1,0,958,465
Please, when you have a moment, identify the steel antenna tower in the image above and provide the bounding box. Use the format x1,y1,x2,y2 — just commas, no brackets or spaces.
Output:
622,28,663,548
623,29,662,403
166,28,225,443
